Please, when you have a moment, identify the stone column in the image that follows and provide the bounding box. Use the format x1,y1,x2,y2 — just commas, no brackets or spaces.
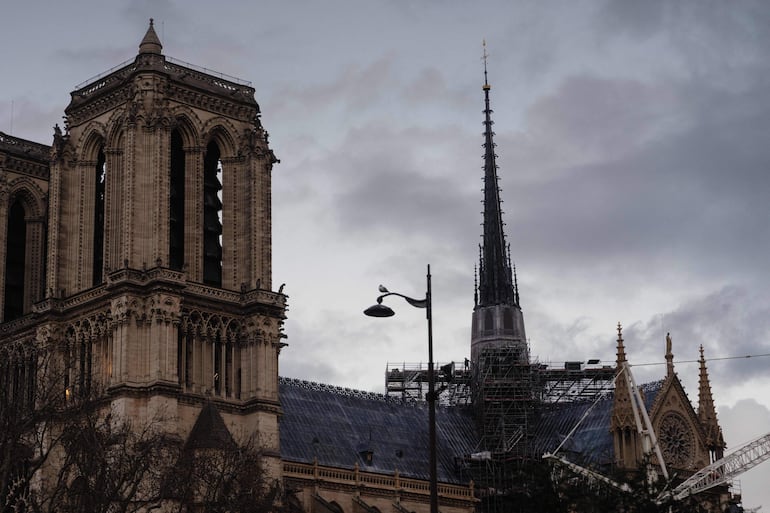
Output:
0,176,8,320
184,146,202,282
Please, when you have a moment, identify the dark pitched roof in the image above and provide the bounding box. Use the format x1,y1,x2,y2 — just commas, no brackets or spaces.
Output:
531,380,664,468
279,378,479,484
279,377,664,482
185,401,236,450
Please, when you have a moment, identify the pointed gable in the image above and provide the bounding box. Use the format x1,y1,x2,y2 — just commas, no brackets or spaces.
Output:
649,372,710,471
185,401,236,451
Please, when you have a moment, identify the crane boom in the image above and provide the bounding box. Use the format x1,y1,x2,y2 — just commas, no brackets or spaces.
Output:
665,432,770,502
543,453,631,494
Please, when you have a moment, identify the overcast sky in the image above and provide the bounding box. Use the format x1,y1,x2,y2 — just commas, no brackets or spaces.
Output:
2,0,769,507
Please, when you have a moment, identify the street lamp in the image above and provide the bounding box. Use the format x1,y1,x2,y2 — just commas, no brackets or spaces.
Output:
364,264,438,513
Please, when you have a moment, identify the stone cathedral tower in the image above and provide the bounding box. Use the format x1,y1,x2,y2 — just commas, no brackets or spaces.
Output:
2,19,286,474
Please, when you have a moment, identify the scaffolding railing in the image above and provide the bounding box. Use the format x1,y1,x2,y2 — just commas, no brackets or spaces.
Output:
384,361,473,406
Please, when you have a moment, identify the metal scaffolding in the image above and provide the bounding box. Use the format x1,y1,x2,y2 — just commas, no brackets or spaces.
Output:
384,361,473,406
472,344,535,456
385,349,618,513
539,363,617,403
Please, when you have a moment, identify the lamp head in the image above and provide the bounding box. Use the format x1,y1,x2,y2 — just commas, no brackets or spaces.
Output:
363,303,395,317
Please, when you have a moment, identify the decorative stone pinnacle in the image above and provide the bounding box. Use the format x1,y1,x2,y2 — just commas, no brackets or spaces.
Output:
139,18,163,55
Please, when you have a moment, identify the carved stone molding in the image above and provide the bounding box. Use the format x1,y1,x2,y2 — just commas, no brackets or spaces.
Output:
148,293,181,323
111,294,146,324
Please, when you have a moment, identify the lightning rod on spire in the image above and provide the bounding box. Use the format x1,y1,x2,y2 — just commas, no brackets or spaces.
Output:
482,40,490,90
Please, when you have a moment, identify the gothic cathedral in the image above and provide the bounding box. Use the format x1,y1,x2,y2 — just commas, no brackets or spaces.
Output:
0,20,739,513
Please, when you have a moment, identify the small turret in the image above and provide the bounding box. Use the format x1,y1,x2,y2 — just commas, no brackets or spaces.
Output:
611,323,633,430
611,323,639,468
139,18,163,55
665,332,675,377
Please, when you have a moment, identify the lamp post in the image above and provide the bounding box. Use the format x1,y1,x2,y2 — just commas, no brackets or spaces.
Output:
364,264,438,513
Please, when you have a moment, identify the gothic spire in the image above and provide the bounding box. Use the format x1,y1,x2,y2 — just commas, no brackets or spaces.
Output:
139,18,163,55
611,323,635,433
698,345,725,455
615,322,627,368
477,42,517,308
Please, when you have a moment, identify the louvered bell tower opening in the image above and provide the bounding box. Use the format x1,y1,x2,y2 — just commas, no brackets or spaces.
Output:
93,147,106,286
169,129,185,271
203,140,223,287
4,201,26,321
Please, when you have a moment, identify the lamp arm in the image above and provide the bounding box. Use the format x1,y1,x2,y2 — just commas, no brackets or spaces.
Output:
375,292,427,309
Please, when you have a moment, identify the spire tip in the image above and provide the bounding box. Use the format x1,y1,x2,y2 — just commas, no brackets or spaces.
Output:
482,40,491,90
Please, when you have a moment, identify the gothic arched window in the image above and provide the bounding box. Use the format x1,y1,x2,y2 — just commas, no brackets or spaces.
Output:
93,147,106,285
169,129,185,270
484,310,494,333
203,140,222,287
4,200,27,320
503,308,514,332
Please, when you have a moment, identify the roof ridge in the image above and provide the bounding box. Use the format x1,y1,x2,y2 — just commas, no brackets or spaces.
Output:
279,376,395,403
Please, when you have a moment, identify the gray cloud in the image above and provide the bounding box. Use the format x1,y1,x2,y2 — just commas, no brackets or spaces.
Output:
718,399,770,509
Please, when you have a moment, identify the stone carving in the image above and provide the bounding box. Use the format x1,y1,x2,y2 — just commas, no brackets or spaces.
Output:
35,323,62,348
111,295,145,324
52,124,65,158
148,294,181,323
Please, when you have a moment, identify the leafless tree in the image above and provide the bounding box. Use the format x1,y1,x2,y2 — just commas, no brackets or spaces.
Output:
165,436,281,513
1,346,282,513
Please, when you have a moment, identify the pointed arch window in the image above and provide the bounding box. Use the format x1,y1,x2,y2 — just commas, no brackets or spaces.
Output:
93,148,106,285
503,308,514,332
203,141,223,287
4,200,26,321
483,310,494,334
169,129,185,270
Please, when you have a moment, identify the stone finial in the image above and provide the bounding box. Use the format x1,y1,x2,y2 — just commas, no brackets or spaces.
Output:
615,322,626,367
139,18,163,55
665,332,674,377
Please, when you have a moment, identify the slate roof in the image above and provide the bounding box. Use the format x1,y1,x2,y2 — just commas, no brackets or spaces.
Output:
279,376,665,482
531,379,664,468
279,378,479,484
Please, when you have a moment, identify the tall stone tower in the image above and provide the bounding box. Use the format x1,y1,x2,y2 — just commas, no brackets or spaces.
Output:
16,20,285,470
471,54,532,458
